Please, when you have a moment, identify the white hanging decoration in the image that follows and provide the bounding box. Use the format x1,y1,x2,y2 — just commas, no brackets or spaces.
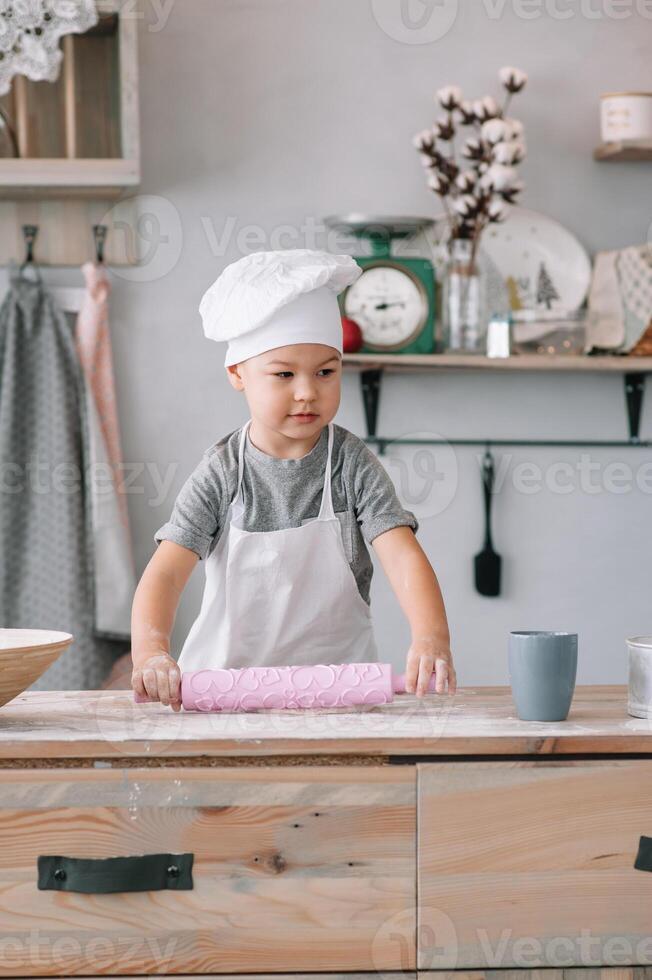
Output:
0,0,99,97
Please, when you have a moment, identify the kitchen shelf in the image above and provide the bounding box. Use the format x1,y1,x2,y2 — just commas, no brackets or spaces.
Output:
343,352,652,372
342,352,652,451
0,0,140,264
593,140,652,162
0,159,139,200
0,0,139,198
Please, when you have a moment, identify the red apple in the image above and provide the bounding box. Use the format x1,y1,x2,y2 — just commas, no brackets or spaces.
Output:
342,316,363,353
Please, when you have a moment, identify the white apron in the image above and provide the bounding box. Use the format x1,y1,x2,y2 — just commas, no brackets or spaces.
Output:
177,419,378,671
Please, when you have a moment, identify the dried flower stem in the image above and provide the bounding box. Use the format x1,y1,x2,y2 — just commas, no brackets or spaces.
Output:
414,66,528,259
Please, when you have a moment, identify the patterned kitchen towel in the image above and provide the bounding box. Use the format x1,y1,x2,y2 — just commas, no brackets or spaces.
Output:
74,261,135,638
585,245,652,353
585,250,625,352
614,245,652,352
0,264,129,690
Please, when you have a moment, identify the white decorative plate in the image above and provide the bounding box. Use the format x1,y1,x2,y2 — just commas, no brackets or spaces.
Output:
477,207,592,313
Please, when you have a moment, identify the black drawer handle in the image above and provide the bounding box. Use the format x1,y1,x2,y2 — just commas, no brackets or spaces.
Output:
37,852,194,893
634,835,652,872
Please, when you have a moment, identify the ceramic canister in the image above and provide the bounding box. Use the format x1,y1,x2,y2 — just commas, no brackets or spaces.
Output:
627,636,652,718
600,92,652,143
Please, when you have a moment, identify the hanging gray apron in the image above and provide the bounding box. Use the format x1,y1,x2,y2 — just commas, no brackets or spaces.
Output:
0,264,129,690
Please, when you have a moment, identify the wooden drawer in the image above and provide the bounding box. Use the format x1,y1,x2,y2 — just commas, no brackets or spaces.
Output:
53,975,415,980
0,765,416,975
418,761,652,970
419,971,652,980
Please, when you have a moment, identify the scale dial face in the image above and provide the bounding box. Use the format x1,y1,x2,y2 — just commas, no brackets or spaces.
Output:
343,262,428,350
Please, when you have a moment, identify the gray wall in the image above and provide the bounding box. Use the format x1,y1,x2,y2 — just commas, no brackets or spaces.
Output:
3,0,650,685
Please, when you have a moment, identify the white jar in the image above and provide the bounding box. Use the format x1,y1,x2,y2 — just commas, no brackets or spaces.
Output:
601,92,652,143
627,635,652,718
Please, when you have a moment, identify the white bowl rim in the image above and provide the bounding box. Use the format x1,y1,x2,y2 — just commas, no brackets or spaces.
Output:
0,628,73,651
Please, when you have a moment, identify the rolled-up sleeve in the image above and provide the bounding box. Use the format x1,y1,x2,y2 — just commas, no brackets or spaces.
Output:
352,441,419,544
153,451,225,560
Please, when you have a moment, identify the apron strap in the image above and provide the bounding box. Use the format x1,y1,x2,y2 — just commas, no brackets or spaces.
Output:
317,422,335,520
235,418,251,504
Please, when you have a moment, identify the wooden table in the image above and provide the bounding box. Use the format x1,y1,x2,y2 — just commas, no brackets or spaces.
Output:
0,685,650,977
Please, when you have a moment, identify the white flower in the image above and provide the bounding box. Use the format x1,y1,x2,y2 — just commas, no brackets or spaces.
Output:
492,139,525,165
483,96,500,117
482,118,509,145
483,163,518,191
492,142,514,165
420,152,437,168
513,139,526,160
488,198,506,221
500,178,526,201
433,115,455,140
427,172,449,194
473,96,500,121
456,170,477,191
503,117,525,141
436,85,463,110
458,100,476,123
462,137,483,160
413,129,434,150
499,66,528,93
452,194,477,217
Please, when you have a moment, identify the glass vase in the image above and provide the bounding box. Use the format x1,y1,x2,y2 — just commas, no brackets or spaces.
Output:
441,238,487,353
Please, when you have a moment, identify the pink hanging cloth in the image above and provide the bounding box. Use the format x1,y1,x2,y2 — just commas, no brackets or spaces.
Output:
75,260,136,639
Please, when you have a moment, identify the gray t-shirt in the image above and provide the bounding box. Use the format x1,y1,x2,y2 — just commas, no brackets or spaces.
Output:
154,422,418,605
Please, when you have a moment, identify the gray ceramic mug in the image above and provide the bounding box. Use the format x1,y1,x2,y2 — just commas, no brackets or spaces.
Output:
508,631,578,721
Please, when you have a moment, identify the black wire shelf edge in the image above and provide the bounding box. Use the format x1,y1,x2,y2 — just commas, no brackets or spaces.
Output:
357,368,649,445
364,436,652,449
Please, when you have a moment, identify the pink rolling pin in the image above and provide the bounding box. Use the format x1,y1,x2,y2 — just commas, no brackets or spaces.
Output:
134,662,438,712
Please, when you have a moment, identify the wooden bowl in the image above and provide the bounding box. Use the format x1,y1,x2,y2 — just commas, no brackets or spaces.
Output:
0,629,74,707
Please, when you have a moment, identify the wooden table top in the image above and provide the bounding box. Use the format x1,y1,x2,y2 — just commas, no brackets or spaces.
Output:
0,685,649,762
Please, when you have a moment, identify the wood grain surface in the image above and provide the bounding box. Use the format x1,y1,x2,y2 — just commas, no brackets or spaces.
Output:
0,686,649,761
418,761,652,970
0,766,415,975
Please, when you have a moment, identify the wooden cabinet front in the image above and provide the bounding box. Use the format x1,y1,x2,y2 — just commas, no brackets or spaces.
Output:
0,765,416,976
418,761,652,971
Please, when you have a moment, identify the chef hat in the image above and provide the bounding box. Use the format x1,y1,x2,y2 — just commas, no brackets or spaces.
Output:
198,248,362,367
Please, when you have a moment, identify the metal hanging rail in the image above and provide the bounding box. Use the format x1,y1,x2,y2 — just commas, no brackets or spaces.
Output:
354,366,650,455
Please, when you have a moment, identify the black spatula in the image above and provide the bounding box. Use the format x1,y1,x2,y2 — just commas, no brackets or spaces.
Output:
474,448,502,596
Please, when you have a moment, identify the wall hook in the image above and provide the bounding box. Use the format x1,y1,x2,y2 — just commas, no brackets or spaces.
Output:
21,224,39,269
18,224,42,283
93,224,107,264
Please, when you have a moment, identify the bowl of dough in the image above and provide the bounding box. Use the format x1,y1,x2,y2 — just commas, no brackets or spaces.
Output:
0,628,73,708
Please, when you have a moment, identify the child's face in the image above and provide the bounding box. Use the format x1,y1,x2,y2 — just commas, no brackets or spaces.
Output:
226,343,341,436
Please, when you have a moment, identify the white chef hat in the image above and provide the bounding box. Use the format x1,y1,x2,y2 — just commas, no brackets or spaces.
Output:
198,248,362,367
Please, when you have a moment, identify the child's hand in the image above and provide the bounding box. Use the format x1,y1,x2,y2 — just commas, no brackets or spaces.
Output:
404,638,457,697
132,653,182,711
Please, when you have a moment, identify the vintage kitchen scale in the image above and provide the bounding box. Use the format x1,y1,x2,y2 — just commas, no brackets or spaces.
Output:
324,213,438,354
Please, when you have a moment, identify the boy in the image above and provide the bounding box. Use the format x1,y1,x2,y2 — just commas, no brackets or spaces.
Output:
131,249,455,710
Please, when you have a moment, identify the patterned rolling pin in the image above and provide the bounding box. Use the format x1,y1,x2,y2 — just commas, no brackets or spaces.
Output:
133,662,438,711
